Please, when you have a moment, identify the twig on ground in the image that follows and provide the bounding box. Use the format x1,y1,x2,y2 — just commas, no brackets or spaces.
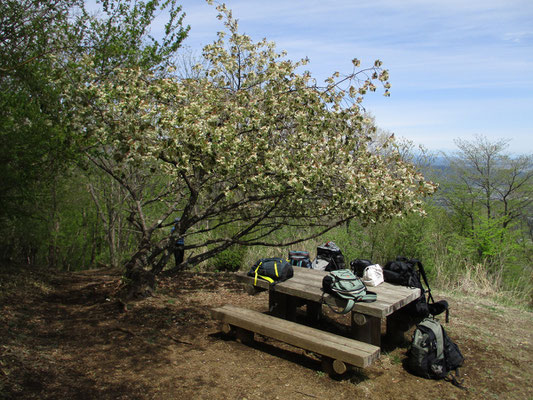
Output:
294,390,318,398
163,333,193,346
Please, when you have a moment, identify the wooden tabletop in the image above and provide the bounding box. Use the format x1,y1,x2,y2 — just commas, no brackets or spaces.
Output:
235,267,421,319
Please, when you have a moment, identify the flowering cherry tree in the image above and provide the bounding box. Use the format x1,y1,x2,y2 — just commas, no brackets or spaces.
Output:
68,3,436,299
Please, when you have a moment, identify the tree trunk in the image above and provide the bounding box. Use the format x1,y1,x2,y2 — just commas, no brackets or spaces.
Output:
118,240,156,305
108,222,118,268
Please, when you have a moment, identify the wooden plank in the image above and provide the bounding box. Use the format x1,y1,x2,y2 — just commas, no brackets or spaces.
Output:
291,269,420,306
212,305,379,366
213,305,376,353
211,304,380,368
235,270,420,318
289,273,417,308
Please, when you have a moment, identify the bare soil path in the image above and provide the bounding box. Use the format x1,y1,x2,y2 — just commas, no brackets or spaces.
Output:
1,265,532,399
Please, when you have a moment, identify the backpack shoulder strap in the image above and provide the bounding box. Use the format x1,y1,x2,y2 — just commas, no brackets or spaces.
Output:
411,258,435,303
358,290,377,302
414,259,450,322
253,261,274,285
331,298,355,314
321,291,355,314
446,369,466,389
420,318,444,360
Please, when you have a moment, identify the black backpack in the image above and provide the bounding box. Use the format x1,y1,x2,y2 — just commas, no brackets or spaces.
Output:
247,258,294,285
288,251,312,268
383,257,449,321
350,258,373,277
316,241,345,271
407,318,464,387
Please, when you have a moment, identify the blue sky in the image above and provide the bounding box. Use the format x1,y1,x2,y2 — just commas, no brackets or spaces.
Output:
163,0,533,155
86,0,529,154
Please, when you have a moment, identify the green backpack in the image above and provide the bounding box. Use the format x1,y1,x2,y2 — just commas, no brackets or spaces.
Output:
407,318,464,387
322,269,377,314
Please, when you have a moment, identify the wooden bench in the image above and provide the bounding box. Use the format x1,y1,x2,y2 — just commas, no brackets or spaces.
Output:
211,304,380,374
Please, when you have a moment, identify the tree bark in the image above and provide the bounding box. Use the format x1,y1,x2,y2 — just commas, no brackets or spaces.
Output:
118,240,156,304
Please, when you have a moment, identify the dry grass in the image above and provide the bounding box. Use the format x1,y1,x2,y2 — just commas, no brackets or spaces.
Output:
433,259,532,308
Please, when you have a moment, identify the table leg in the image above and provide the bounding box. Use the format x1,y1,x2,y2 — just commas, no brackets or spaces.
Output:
386,310,422,345
268,289,297,321
306,301,322,322
386,312,410,344
351,312,381,347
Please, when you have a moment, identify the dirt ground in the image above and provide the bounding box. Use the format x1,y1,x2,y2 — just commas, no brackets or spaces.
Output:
1,265,532,400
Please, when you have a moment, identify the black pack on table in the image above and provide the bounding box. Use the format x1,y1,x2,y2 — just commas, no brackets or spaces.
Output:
350,258,373,277
315,241,345,271
406,318,465,387
247,257,294,285
383,257,449,321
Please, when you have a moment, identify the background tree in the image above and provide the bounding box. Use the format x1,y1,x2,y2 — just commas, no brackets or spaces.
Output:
0,0,82,264
0,0,189,267
70,0,190,269
441,135,533,264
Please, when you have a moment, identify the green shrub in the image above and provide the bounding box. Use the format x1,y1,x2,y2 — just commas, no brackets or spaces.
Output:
212,246,247,272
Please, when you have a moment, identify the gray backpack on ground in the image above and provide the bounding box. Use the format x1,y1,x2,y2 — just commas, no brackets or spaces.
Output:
407,318,465,387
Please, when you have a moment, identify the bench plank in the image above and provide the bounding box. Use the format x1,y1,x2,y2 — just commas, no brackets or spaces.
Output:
211,304,380,368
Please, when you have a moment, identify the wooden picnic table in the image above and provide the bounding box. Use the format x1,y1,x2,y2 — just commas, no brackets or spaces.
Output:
235,267,421,348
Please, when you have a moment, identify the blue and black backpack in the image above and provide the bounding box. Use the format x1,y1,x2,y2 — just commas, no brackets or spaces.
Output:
288,251,312,268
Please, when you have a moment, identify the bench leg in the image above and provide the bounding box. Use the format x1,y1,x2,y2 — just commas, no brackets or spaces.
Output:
351,312,381,347
221,323,234,336
220,323,254,345
235,327,254,345
321,356,349,376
